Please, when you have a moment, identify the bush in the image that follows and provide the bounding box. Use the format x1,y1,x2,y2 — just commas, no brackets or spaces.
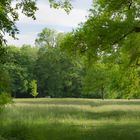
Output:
0,93,12,111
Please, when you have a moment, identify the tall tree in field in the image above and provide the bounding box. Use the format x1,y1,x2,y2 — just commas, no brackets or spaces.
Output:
30,80,38,98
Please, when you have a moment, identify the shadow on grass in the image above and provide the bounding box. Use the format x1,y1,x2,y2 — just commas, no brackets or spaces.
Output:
45,108,140,121
16,99,140,107
1,121,140,140
2,105,140,122
17,106,140,121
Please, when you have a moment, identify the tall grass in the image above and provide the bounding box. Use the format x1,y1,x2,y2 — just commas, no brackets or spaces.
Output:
0,98,140,140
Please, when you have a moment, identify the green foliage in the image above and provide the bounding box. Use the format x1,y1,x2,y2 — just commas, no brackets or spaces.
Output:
49,0,72,13
35,28,65,48
0,136,6,140
0,0,38,45
0,0,72,45
0,29,84,98
62,0,140,61
30,80,38,98
1,0,140,100
0,65,11,93
83,63,109,99
0,92,12,111
0,46,7,64
35,47,83,97
4,45,38,98
0,45,12,109
33,28,84,98
35,28,58,47
60,0,140,99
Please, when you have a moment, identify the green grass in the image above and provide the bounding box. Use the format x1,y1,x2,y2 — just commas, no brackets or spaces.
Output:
1,98,140,140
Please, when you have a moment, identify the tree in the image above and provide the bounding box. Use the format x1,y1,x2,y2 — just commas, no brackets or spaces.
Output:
4,45,38,98
0,49,12,109
0,0,72,45
83,63,109,99
0,65,11,94
34,27,84,98
60,0,140,99
0,0,37,45
35,28,65,48
36,28,57,47
30,80,38,98
0,92,12,111
62,0,140,62
0,46,7,64
108,65,140,99
35,47,83,97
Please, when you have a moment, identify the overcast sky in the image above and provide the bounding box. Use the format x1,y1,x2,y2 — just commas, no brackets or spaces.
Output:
6,0,92,46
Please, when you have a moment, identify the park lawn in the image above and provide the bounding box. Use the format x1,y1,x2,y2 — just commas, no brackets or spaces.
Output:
0,98,140,140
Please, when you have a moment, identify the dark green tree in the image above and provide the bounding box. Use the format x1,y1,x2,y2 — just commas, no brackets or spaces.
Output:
35,47,83,97
83,62,109,99
5,45,38,97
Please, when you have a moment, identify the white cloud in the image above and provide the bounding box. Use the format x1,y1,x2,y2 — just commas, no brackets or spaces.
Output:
17,4,89,27
7,1,90,46
6,32,37,47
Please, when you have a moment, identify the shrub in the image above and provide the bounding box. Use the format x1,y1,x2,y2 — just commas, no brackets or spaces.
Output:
0,93,12,111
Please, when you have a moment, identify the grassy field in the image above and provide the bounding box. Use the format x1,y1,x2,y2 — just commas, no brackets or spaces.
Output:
0,98,140,140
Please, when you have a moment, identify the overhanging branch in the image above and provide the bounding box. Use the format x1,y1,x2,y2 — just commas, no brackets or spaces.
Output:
134,27,140,32
113,26,140,45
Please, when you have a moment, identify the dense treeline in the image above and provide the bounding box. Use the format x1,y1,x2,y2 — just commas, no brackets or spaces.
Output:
0,27,140,99
1,44,84,98
0,28,84,98
1,0,140,114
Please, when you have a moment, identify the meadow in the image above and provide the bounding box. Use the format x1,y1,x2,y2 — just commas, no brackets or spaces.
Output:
0,98,140,140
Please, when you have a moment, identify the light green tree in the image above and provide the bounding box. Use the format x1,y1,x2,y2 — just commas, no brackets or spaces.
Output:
35,28,65,48
62,0,140,62
30,80,38,98
0,92,12,111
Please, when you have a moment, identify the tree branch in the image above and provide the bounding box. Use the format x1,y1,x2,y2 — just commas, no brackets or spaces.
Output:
113,26,140,45
128,0,133,10
134,27,140,32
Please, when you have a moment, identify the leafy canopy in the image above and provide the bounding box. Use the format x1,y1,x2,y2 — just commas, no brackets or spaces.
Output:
0,0,72,45
62,0,140,62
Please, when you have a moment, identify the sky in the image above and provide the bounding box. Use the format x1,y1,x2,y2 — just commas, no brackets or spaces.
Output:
6,0,92,46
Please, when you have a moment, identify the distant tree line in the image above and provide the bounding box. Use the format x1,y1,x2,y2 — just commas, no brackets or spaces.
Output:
1,28,140,99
